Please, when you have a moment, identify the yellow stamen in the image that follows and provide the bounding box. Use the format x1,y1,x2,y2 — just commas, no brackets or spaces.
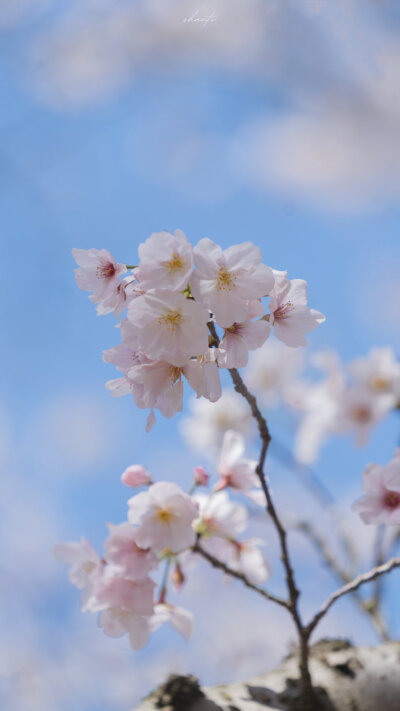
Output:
168,366,182,384
156,508,174,523
163,252,185,273
216,266,236,292
158,311,183,331
370,375,389,391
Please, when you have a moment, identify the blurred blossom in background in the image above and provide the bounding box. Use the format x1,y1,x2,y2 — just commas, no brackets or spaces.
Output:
2,1,400,708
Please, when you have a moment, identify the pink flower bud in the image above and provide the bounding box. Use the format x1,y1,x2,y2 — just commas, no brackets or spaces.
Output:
121,465,152,488
194,466,209,487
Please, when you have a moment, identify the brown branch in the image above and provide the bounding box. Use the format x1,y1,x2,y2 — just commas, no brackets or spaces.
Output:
307,556,400,636
297,521,391,642
228,368,299,609
192,541,289,609
227,366,316,704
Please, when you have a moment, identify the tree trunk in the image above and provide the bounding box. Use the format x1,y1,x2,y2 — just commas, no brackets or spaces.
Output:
134,640,400,711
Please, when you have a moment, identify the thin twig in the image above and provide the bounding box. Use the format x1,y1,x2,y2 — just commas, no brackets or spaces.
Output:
371,525,386,609
297,521,391,642
307,556,400,636
193,541,288,609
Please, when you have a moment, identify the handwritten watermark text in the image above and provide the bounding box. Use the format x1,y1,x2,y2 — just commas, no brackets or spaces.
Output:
183,9,218,26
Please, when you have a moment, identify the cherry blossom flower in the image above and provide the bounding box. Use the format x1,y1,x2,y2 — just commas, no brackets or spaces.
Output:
190,238,274,328
228,539,270,585
214,430,259,494
335,384,394,446
72,248,127,308
134,230,193,291
128,482,198,553
102,344,142,374
127,356,221,428
96,276,138,317
180,390,253,457
267,270,325,347
104,523,158,580
194,491,247,546
349,347,400,402
127,290,209,365
86,568,155,616
219,304,271,369
289,350,346,464
150,603,193,641
98,608,151,650
194,491,250,563
245,339,304,407
194,348,223,402
106,375,136,399
54,538,103,606
352,451,400,525
121,464,152,488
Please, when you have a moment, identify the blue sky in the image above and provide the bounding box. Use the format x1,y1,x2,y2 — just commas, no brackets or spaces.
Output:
2,2,400,709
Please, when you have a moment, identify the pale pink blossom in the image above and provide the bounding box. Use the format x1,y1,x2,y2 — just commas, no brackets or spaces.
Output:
190,238,274,328
228,539,269,585
119,317,143,351
127,356,221,427
245,339,304,407
194,348,223,402
289,350,346,464
98,608,151,649
150,603,193,641
194,466,209,487
194,491,248,561
104,523,158,579
121,464,152,488
334,384,394,446
180,390,253,458
215,430,259,494
291,351,395,463
54,538,102,592
106,375,136,398
103,344,142,374
194,491,247,541
219,306,270,369
349,347,400,402
86,568,155,616
352,451,400,525
127,290,209,365
268,270,325,347
128,482,198,553
96,276,138,316
134,230,193,291
72,248,127,307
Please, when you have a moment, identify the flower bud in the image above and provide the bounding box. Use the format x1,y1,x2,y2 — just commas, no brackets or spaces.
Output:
121,464,152,488
194,466,209,487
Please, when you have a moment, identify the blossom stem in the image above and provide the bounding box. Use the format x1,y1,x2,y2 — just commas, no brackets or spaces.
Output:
227,365,317,703
205,322,316,700
306,556,400,637
192,540,288,609
158,556,172,604
296,520,391,642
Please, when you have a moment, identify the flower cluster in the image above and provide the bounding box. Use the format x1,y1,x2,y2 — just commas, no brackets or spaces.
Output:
72,231,325,429
55,431,269,650
287,347,400,464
